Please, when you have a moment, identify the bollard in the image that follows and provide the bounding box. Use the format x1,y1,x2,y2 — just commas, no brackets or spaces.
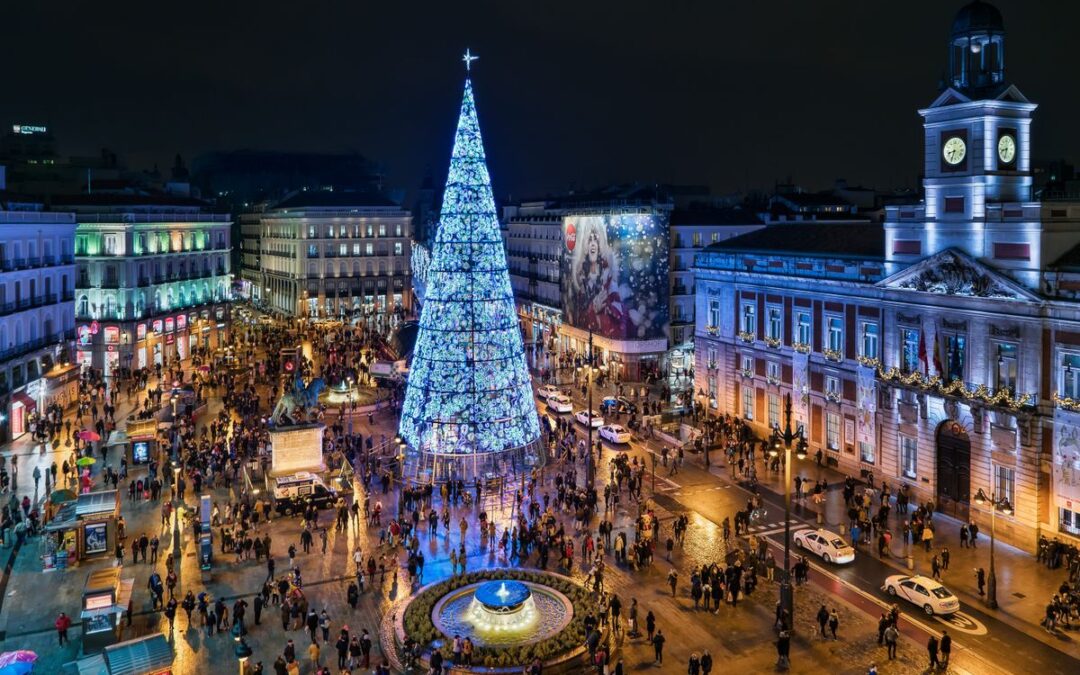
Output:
816,512,824,526
839,523,847,535
906,555,914,570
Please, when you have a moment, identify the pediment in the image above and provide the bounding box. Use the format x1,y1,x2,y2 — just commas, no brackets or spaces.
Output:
878,248,1040,302
927,87,971,109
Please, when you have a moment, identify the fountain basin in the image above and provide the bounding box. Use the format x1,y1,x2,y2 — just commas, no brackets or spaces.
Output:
431,579,573,648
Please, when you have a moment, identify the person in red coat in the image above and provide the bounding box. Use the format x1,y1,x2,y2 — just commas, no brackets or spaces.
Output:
55,611,72,645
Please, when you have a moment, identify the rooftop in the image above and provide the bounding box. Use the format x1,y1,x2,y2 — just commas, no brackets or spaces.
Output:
700,222,885,260
272,190,400,210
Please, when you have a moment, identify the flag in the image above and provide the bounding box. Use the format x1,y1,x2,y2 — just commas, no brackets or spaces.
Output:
936,330,948,379
917,329,927,374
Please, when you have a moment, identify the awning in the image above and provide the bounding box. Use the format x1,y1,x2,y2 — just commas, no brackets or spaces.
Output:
103,632,174,675
11,390,36,410
106,431,129,447
75,491,118,517
115,578,134,610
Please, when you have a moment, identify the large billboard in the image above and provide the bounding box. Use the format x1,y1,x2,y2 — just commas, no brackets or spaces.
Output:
560,213,670,340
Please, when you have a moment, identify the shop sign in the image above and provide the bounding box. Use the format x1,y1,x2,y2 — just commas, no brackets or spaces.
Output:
164,318,175,333
152,319,163,334
177,314,187,331
77,325,93,345
165,334,175,344
137,323,147,341
104,326,120,344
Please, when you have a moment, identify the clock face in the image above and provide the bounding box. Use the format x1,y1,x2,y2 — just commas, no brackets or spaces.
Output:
943,137,967,165
998,134,1016,164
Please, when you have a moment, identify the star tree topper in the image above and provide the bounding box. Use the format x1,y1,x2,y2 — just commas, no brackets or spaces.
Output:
463,48,478,72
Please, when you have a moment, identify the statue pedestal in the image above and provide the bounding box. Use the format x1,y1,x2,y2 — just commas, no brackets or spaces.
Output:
269,423,326,477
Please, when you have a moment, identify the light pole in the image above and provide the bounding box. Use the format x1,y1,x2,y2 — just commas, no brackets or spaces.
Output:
586,331,595,489
768,393,807,628
973,488,1012,610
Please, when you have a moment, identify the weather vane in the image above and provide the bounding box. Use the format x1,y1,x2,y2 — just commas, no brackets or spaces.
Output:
463,48,479,73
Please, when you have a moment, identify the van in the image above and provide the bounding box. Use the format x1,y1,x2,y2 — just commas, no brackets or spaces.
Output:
269,472,337,515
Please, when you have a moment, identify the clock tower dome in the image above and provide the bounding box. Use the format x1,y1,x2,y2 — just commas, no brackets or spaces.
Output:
885,1,1046,288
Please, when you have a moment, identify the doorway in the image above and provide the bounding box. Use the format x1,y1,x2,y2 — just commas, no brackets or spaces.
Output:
936,421,971,518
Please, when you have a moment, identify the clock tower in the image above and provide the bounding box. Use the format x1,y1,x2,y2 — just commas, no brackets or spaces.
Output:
884,1,1049,288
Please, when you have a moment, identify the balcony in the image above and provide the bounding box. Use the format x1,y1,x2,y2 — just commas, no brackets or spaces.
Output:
877,366,1035,413
822,348,844,363
737,331,756,344
0,329,76,363
0,294,60,318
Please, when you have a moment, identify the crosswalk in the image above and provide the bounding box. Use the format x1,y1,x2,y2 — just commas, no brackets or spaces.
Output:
743,519,811,537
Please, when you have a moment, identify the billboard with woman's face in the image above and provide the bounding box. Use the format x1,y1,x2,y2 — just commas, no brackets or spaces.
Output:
560,214,669,340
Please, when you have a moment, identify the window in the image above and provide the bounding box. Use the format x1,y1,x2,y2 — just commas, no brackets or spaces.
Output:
768,394,780,428
944,334,966,381
707,376,718,408
741,303,756,334
742,387,754,420
395,223,403,237
767,361,781,381
708,300,721,328
326,225,334,238
741,355,753,373
994,342,1018,393
825,376,839,397
339,244,348,256
308,225,316,238
826,412,840,450
859,442,875,464
394,242,404,256
692,232,701,247
378,224,387,237
365,243,374,256
861,322,879,360
901,328,920,374
365,224,374,237
827,316,843,353
308,244,318,257
900,435,917,479
1063,354,1080,399
994,465,1015,505
796,312,811,345
353,243,361,256
707,348,718,368
767,307,782,341
711,232,720,243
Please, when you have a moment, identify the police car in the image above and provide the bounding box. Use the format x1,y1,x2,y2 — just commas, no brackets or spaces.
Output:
269,472,337,515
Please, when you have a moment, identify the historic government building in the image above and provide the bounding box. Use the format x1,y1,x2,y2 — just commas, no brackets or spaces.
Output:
694,1,1080,551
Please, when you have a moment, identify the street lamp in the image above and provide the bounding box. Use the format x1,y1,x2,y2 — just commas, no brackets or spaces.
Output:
768,393,807,629
234,632,253,675
585,331,595,489
973,488,1012,609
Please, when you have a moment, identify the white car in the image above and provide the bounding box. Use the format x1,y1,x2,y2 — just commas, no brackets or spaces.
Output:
882,574,960,616
599,424,631,444
792,529,855,564
575,410,604,428
536,384,561,400
546,394,573,414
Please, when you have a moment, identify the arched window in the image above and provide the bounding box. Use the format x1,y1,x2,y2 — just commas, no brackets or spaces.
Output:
78,295,89,317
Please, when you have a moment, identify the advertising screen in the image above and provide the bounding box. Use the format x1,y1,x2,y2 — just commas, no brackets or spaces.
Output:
132,441,149,464
560,214,670,340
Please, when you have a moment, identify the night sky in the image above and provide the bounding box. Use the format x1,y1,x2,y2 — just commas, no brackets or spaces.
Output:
2,1,1077,199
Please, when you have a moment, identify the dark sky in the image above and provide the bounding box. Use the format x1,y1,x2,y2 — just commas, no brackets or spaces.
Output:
2,1,1077,199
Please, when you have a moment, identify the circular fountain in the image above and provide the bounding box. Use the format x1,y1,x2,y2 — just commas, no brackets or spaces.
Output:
467,580,537,632
429,577,574,648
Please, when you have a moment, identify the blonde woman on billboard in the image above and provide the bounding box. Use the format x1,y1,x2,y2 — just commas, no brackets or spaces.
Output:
569,217,628,336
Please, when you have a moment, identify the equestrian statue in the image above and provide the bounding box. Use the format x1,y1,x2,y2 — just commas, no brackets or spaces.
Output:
271,372,326,426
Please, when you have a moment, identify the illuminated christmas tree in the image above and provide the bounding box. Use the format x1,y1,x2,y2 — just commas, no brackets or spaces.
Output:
400,55,541,481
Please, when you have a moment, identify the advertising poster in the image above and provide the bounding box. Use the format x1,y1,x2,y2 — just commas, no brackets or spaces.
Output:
560,214,669,340
856,364,877,447
1053,408,1080,507
84,522,107,555
792,351,809,430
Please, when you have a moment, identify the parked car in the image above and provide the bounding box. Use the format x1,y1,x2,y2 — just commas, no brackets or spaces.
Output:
792,528,855,564
882,574,960,616
546,394,573,414
599,424,631,444
537,384,561,400
574,409,604,428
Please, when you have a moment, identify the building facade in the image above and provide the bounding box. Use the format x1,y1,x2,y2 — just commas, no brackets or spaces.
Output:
238,209,263,304
257,192,413,327
694,1,1080,551
0,210,77,441
69,198,233,376
503,192,763,388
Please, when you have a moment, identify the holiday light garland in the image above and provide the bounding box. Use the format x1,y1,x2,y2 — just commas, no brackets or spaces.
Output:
876,367,1034,410
399,78,541,456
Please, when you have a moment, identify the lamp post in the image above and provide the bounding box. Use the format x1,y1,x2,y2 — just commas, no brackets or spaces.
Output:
768,393,808,628
973,488,1012,610
234,632,253,675
586,331,595,489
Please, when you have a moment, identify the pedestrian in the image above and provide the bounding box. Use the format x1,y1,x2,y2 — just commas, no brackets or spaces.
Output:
55,612,71,645
700,649,713,674
776,629,791,669
816,604,829,639
959,524,969,548
307,640,320,670
927,635,939,669
254,594,263,625
828,609,839,639
969,520,979,548
646,610,656,641
940,629,951,667
319,609,331,643
652,629,665,665
884,623,899,660
667,570,678,597
975,567,986,596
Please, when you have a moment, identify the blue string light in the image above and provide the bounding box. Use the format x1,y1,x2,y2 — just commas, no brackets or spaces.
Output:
399,78,541,457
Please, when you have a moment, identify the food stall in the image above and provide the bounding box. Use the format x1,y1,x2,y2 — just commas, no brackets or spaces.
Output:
43,490,120,568
80,567,135,655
